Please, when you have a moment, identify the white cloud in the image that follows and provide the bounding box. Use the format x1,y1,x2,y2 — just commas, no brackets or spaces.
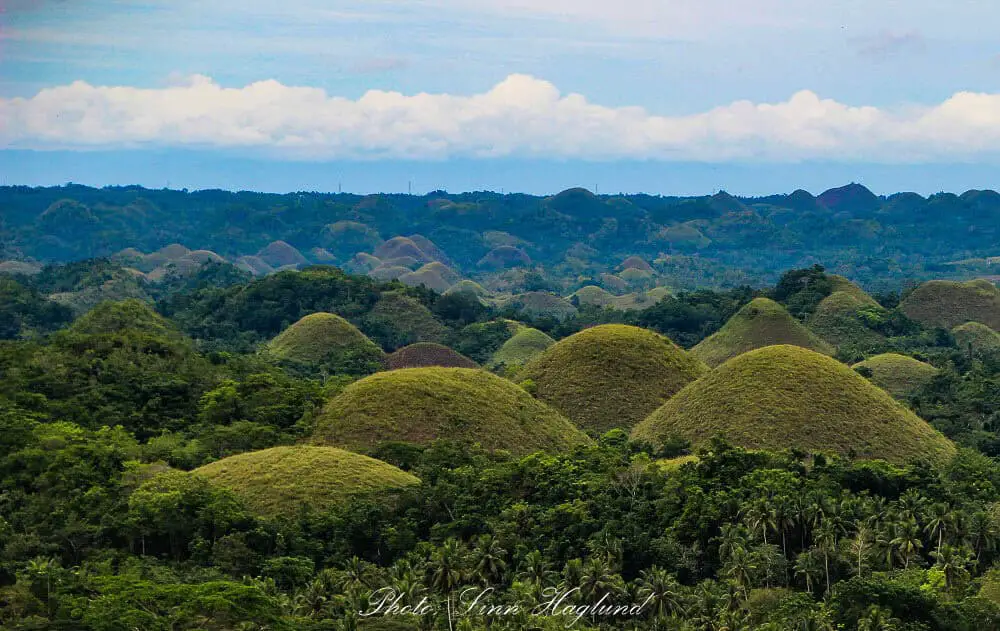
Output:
4,74,1000,163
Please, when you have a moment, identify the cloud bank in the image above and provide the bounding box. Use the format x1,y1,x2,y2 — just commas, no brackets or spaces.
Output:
4,74,1000,163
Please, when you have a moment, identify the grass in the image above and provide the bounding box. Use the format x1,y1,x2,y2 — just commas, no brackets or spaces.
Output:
489,327,555,373
70,299,176,338
808,291,886,349
952,322,1000,358
386,342,478,369
827,275,879,307
445,280,488,298
416,262,460,284
619,256,653,272
852,353,939,400
267,312,384,364
507,292,578,320
398,268,451,293
193,446,419,518
517,324,708,433
374,237,431,263
900,279,1000,330
692,297,835,367
478,246,532,269
632,345,956,466
346,253,382,274
367,265,412,281
256,240,308,267
571,286,617,307
313,367,591,455
364,291,449,347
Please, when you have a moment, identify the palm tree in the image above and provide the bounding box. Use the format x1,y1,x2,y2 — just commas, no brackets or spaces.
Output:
715,523,749,564
579,556,618,601
814,522,837,595
890,518,923,569
637,566,685,618
722,546,756,598
794,548,824,594
930,544,971,591
857,605,900,631
429,538,465,631
771,497,796,559
966,510,998,562
923,503,949,555
516,549,554,589
470,534,507,585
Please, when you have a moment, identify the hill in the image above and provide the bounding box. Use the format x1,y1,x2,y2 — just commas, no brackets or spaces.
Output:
900,279,1000,330
386,343,478,369
313,367,590,455
692,297,835,367
952,322,1000,359
266,312,385,372
256,241,308,268
193,446,419,518
488,326,554,374
506,292,578,320
632,345,955,465
808,291,885,350
853,353,939,400
517,325,708,433
362,291,449,350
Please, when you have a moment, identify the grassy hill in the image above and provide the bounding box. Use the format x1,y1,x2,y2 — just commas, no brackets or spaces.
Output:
362,291,449,350
488,326,554,374
267,312,385,372
313,367,590,455
516,324,707,433
507,292,579,320
692,297,835,367
952,322,1000,359
808,291,886,350
632,345,956,465
900,279,1000,330
386,342,478,369
853,353,939,400
193,446,419,518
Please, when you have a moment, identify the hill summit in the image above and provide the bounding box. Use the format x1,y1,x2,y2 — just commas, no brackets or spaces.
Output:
692,297,835,367
632,345,955,465
517,324,707,433
313,367,590,455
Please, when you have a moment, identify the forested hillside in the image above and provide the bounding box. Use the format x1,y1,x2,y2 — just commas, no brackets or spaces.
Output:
4,183,1000,291
2,253,1000,629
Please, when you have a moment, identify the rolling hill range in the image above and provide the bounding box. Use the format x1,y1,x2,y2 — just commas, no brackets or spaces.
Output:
900,279,1000,331
6,183,1000,291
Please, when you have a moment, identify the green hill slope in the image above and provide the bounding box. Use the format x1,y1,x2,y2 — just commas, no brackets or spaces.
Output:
488,327,555,374
808,291,886,350
386,343,478,369
193,446,419,518
952,322,1000,359
692,297,835,367
267,312,384,373
516,325,707,433
900,279,1000,330
853,353,939,400
313,367,590,455
632,345,955,465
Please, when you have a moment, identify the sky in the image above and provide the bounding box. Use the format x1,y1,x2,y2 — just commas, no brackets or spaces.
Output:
2,0,1000,195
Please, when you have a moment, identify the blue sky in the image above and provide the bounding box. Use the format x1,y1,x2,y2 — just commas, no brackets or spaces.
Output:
3,0,1000,194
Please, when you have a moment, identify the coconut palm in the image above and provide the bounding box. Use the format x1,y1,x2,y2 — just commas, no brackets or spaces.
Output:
890,518,923,569
637,566,685,617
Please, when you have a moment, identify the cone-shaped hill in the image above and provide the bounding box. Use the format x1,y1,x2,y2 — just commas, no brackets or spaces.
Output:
386,343,478,370
852,353,939,400
692,297,835,367
314,368,590,455
489,326,555,373
632,346,955,465
516,325,708,433
193,446,419,519
900,279,1000,330
267,312,385,371
808,291,885,349
952,322,1000,358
